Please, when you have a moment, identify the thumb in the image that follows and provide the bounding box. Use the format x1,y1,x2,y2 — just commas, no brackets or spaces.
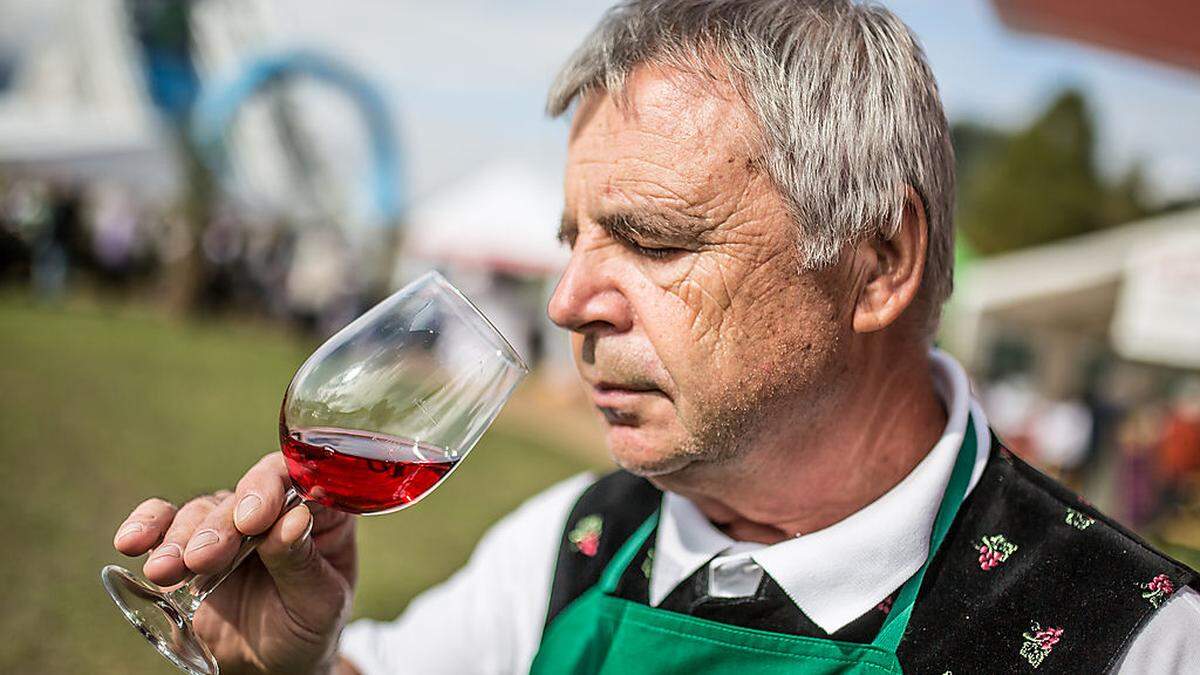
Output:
257,505,350,630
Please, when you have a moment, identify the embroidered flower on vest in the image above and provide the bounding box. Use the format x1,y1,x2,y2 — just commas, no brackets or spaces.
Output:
1020,622,1063,669
976,534,1018,570
1064,508,1094,531
568,514,603,557
641,547,654,579
1140,574,1176,608
876,594,894,615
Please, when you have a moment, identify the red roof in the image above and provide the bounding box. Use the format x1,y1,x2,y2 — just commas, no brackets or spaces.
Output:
992,0,1200,73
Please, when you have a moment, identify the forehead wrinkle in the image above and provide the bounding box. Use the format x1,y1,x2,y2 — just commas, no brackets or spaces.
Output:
563,68,774,251
605,163,753,229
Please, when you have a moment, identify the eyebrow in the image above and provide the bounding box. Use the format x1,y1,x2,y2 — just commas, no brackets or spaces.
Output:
557,210,706,246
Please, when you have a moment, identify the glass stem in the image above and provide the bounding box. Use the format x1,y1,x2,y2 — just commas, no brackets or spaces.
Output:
168,486,305,619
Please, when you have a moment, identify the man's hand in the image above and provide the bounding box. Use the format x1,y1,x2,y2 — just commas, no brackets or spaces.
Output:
113,452,357,674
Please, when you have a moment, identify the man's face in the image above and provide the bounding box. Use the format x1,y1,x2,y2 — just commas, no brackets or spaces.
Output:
549,66,852,477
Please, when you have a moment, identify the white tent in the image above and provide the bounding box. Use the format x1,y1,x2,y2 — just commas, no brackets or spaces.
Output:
394,161,572,374
945,207,1200,370
399,161,568,276
0,0,173,194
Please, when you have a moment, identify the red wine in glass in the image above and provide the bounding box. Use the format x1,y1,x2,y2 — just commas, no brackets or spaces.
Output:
100,270,528,675
281,427,458,515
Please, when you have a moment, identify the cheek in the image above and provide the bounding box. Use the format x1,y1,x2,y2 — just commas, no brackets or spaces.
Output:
625,255,734,367
666,260,844,406
613,249,844,413
621,269,712,394
648,250,771,372
615,254,758,412
660,256,736,341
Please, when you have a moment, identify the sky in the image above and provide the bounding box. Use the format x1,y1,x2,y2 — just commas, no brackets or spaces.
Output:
259,0,1200,208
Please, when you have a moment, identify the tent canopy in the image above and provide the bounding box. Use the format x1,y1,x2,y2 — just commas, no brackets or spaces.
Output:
401,162,568,276
951,207,1200,368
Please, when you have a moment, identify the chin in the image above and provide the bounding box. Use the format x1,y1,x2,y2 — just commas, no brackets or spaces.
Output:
605,425,694,477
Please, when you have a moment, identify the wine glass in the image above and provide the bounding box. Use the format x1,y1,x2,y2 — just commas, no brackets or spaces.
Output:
100,270,529,675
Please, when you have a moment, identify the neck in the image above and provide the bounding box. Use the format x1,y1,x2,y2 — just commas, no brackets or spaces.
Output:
653,339,947,545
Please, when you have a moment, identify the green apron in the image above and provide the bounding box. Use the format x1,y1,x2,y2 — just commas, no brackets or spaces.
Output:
530,418,978,674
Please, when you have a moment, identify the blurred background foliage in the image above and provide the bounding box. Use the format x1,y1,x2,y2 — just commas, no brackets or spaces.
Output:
955,89,1163,256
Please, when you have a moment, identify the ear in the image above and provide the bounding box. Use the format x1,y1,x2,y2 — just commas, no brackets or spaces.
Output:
851,186,928,334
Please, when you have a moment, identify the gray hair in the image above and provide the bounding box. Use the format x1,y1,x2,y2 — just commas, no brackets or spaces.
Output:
547,0,955,337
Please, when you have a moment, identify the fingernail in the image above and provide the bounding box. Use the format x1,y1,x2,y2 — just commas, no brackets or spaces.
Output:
289,515,314,552
235,494,262,524
116,522,145,543
149,543,182,562
186,529,219,552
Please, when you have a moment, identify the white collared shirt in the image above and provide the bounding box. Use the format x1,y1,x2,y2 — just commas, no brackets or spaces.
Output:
340,350,1200,674
650,350,989,633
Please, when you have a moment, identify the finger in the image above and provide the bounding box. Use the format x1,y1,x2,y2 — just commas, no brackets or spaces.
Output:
261,503,315,558
114,498,177,556
291,501,356,583
257,504,351,632
180,491,244,575
143,494,224,585
304,502,353,546
311,511,357,587
311,508,355,558
233,452,291,536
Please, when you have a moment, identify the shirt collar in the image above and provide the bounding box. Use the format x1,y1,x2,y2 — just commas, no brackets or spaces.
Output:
650,348,991,633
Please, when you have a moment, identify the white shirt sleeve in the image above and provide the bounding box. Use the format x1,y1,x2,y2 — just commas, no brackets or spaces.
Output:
339,473,594,675
1112,585,1200,673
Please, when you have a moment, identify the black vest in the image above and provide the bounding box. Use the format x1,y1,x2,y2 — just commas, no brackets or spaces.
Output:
545,439,1197,673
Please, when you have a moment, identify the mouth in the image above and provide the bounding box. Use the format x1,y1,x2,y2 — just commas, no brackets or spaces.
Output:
598,406,639,426
590,381,667,425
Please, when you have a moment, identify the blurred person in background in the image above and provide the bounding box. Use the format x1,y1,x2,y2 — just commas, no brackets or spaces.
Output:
109,1,1200,673
982,374,1041,460
285,226,356,334
88,182,153,288
0,173,32,280
1117,403,1167,530
1028,395,1093,487
1161,378,1200,513
41,184,88,293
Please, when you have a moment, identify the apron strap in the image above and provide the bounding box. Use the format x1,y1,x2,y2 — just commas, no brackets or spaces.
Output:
599,509,660,594
594,417,979,657
872,416,978,652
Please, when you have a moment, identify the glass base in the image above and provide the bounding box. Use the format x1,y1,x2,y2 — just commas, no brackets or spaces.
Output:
101,565,219,675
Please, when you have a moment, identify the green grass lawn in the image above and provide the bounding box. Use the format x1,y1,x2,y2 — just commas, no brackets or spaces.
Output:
0,294,595,673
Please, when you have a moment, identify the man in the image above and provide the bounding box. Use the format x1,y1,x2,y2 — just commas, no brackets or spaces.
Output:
112,1,1200,672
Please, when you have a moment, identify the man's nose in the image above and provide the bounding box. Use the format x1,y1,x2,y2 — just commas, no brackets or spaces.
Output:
547,248,632,334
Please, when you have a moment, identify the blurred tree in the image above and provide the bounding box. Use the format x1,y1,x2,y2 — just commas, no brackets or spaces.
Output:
1104,163,1147,225
951,122,1009,186
954,89,1149,255
125,0,213,314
